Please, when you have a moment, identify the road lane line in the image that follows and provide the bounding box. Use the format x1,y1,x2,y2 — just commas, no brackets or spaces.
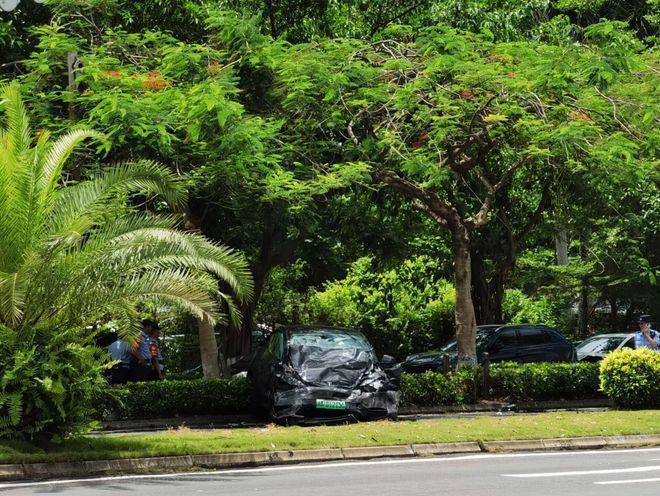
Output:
2,447,660,490
595,477,660,485
503,465,660,478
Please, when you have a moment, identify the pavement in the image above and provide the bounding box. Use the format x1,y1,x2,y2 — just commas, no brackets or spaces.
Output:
2,446,660,495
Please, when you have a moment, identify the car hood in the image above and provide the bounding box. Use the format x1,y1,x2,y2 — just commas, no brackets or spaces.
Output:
289,347,381,389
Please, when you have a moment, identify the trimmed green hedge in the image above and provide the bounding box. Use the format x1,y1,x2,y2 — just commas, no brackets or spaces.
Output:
489,362,602,402
600,349,660,409
400,368,478,407
97,377,250,420
399,362,602,407
96,362,608,419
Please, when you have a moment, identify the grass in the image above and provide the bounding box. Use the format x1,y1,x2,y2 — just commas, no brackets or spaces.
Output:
1,410,659,465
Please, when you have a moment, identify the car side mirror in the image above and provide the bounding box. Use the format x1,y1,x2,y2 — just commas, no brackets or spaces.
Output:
380,354,397,369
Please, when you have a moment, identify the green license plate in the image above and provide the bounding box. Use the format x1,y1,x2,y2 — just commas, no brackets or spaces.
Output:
316,399,347,410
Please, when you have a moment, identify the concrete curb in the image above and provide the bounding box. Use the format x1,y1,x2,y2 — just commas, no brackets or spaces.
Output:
2,434,659,482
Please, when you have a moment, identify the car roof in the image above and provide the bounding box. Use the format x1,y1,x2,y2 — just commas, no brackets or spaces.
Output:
478,324,552,332
583,333,634,338
281,325,365,335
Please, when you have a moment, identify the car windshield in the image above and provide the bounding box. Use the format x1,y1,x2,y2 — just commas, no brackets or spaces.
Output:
576,336,625,355
289,329,373,352
442,328,495,353
287,329,377,386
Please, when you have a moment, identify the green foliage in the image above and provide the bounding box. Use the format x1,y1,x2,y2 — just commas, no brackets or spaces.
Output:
309,256,455,358
400,362,602,406
502,289,562,328
0,325,108,442
96,377,250,419
400,368,478,406
489,362,602,401
600,349,660,408
0,83,253,335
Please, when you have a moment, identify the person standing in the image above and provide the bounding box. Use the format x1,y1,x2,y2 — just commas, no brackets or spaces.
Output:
131,319,161,381
107,336,132,384
634,315,659,351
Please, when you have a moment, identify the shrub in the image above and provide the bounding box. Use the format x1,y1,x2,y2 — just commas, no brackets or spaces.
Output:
600,349,660,408
400,369,478,407
0,326,109,442
97,377,251,420
489,362,601,402
309,256,456,359
400,362,602,408
502,289,562,329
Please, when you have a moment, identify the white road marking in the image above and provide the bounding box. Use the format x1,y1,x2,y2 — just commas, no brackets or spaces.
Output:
1,447,660,490
595,477,660,485
503,465,660,478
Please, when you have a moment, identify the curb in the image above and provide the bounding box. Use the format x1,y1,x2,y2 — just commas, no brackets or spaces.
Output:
2,434,660,482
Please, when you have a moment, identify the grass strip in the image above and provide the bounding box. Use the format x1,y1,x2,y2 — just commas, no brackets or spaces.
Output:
1,410,659,465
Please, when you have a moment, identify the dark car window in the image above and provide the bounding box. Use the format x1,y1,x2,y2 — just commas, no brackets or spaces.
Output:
267,332,285,360
491,328,517,348
621,337,635,349
518,327,551,346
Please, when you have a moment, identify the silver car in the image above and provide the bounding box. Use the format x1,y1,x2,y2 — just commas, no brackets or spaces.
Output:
576,333,635,362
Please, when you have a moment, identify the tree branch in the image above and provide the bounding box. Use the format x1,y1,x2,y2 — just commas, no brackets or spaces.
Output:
378,171,461,229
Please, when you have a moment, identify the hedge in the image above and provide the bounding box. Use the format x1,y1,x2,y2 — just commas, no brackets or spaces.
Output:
400,368,478,407
95,362,608,419
489,362,602,402
97,377,250,420
600,349,660,409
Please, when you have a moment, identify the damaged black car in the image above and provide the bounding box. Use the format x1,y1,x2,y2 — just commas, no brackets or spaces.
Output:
248,325,400,424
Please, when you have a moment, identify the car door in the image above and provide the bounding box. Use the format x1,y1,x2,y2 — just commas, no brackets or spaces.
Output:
619,336,635,350
486,328,519,363
252,331,284,406
517,326,553,363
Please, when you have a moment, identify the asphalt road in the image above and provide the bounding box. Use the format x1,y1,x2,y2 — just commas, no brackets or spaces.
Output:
2,447,660,495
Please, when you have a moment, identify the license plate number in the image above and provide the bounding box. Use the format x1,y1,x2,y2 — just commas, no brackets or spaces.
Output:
316,399,347,410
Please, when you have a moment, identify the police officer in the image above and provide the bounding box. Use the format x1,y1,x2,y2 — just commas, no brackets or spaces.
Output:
634,315,659,351
130,319,162,381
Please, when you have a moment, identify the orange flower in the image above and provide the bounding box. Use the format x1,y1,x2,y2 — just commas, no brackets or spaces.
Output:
568,111,591,122
507,71,516,78
461,89,475,100
207,62,222,74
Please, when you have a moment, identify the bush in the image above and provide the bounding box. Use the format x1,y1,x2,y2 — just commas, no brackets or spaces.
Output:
600,349,660,408
97,377,251,420
400,369,478,407
489,362,601,402
399,362,602,407
0,326,109,442
309,256,456,359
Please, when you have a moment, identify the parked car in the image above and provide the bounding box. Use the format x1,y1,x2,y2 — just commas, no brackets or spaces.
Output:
576,333,635,362
248,325,400,424
402,324,576,373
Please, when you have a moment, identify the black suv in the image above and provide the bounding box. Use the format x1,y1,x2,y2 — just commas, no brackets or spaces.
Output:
403,324,576,373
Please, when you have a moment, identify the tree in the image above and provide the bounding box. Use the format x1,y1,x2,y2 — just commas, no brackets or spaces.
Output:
271,21,656,364
0,82,252,336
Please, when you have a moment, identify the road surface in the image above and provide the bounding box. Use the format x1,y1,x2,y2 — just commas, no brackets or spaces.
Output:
2,447,660,495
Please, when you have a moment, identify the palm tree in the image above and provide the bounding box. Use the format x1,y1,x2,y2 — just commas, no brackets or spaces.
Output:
0,82,252,335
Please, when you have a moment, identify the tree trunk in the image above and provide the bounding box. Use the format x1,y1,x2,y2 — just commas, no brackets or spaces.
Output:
555,228,569,266
453,226,477,366
198,315,221,378
577,235,590,339
471,250,505,325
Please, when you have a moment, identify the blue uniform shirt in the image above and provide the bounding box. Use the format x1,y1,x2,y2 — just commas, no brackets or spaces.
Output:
107,339,132,365
132,331,154,362
634,328,659,350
